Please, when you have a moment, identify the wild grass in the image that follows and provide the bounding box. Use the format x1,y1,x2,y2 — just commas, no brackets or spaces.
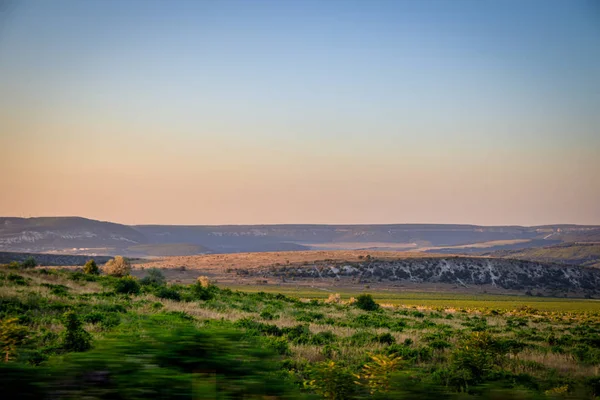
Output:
2,264,600,399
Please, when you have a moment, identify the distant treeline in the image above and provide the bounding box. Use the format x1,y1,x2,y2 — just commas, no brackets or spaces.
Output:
0,252,112,266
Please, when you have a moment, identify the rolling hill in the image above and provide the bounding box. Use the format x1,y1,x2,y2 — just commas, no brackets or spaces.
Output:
0,217,598,257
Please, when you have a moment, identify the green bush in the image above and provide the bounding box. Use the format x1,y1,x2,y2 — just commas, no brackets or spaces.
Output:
41,283,69,297
61,311,92,352
140,268,166,287
193,282,216,301
7,273,28,286
155,286,182,301
21,257,37,269
83,259,99,275
306,360,356,400
113,276,141,295
260,310,279,320
355,294,380,311
376,332,396,345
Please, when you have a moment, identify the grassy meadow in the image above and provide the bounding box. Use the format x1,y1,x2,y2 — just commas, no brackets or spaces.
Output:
2,259,600,399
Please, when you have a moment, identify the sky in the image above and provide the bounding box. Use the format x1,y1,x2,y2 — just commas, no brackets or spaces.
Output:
0,0,599,226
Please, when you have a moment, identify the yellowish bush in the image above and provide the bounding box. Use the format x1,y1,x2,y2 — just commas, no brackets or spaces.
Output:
103,256,131,277
0,318,28,362
345,297,357,305
325,293,341,304
197,275,210,288
354,354,403,395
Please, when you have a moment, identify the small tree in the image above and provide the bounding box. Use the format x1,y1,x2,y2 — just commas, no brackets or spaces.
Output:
355,294,379,311
21,257,37,269
103,256,131,277
354,354,403,395
83,259,99,275
0,318,28,362
140,268,166,286
62,311,92,352
305,361,355,400
114,276,141,295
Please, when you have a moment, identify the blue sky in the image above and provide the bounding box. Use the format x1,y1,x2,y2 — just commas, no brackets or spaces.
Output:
0,0,599,225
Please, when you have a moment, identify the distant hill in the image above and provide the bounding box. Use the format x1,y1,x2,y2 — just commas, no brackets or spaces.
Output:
487,242,600,268
0,217,147,255
0,217,598,257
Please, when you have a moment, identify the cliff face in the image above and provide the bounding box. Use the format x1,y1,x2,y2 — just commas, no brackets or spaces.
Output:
245,257,600,293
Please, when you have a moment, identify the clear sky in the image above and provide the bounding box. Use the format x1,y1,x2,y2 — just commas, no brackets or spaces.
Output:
0,0,599,226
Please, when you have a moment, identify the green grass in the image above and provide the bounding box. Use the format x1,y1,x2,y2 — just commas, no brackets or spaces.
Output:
3,265,600,399
223,284,600,312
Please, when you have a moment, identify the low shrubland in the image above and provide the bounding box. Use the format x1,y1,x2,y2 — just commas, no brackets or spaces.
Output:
1,262,600,399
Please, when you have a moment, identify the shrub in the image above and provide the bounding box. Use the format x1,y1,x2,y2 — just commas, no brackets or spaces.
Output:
260,310,278,320
325,293,342,304
197,275,210,288
376,332,396,345
355,354,403,395
83,259,99,275
155,286,181,302
0,318,29,362
235,318,283,337
140,268,166,287
7,273,28,286
21,257,37,269
113,276,140,295
305,361,356,400
41,283,69,297
103,256,131,277
61,311,92,352
355,294,379,311
194,282,215,301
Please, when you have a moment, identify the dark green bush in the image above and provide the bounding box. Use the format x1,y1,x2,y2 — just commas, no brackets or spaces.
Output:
7,273,28,286
140,268,166,287
114,276,141,295
41,283,69,297
61,311,92,352
155,286,182,301
21,257,37,269
355,294,380,311
194,283,215,301
260,310,278,320
235,318,283,336
376,332,396,345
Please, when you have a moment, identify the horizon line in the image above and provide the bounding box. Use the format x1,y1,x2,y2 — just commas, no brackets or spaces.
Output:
1,215,599,229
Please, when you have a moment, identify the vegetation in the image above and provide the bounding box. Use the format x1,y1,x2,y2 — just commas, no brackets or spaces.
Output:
1,263,600,399
83,259,99,275
103,256,131,277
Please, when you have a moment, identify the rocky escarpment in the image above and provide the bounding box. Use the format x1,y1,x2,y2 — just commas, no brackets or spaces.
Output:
241,257,600,294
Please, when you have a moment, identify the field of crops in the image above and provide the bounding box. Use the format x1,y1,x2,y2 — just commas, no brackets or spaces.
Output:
2,260,600,399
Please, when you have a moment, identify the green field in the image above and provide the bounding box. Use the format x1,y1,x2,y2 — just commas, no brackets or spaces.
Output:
2,262,600,399
223,284,600,312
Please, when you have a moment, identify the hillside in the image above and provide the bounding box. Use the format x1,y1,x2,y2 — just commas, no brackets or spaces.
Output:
1,217,599,256
0,217,147,254
487,242,600,268
237,256,600,296
132,250,600,297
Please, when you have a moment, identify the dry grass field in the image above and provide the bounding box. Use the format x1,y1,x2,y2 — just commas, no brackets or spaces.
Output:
132,250,455,272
